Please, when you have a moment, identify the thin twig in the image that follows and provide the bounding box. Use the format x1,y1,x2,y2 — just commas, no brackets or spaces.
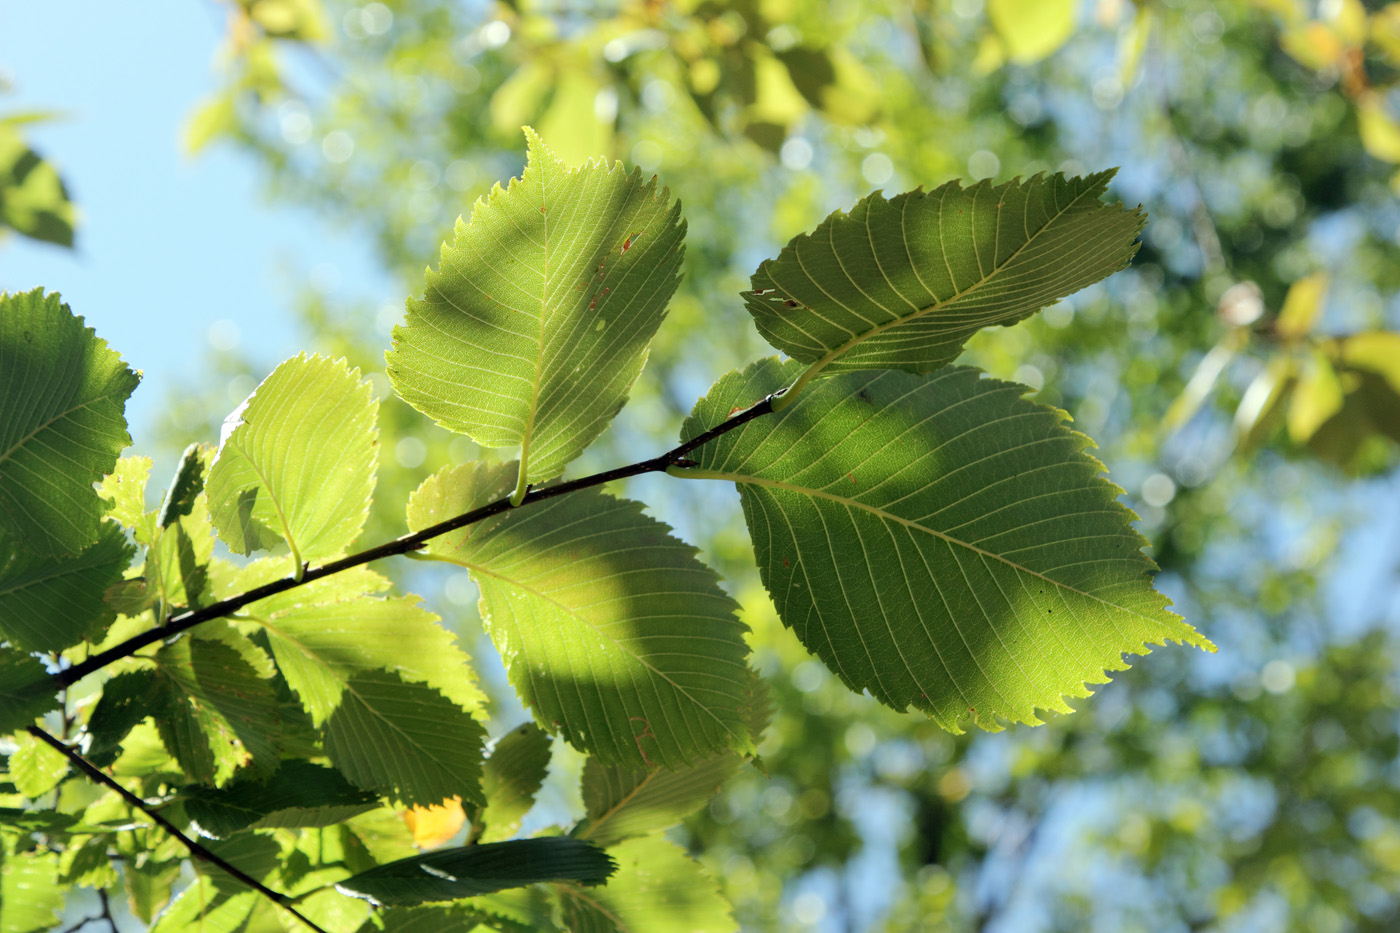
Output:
25,725,331,933
50,393,777,689
97,888,118,933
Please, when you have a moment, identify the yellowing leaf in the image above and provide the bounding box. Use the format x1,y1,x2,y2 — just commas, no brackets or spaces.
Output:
1338,331,1400,393
403,797,467,849
1288,351,1346,442
1359,94,1400,163
1276,272,1329,339
987,0,1077,64
537,69,613,168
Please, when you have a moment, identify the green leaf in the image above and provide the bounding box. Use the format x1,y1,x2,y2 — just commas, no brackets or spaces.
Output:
0,848,63,933
8,733,67,797
475,722,552,843
407,462,753,768
0,522,133,651
0,126,76,248
183,760,377,838
146,496,215,612
323,670,484,807
554,836,733,933
743,173,1143,406
206,353,377,564
99,455,156,543
152,630,283,785
122,855,181,923
337,838,616,907
234,561,485,722
386,130,685,500
572,749,743,849
0,649,57,734
0,289,139,556
676,360,1213,731
85,669,161,768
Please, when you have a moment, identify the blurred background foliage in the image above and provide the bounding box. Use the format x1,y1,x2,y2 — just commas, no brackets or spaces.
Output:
20,0,1400,929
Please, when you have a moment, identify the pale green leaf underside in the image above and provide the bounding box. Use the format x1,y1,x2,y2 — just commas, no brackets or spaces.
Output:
387,130,685,489
745,172,1144,385
407,462,753,769
206,353,378,563
555,836,734,933
0,289,139,557
678,359,1212,732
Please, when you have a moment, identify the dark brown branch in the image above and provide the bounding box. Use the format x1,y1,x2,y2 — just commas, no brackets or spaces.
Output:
26,725,331,933
51,393,777,689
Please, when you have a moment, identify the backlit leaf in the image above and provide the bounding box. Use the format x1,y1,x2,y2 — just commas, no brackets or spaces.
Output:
407,462,753,769
322,670,485,808
0,289,138,556
676,359,1212,731
387,130,684,500
7,733,68,798
743,173,1142,406
554,836,733,933
987,0,1077,63
206,353,377,564
475,722,552,843
572,749,743,848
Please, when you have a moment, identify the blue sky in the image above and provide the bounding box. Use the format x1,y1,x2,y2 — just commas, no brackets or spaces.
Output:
1,2,395,456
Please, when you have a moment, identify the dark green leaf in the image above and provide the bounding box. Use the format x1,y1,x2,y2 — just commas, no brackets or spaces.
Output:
158,442,210,528
323,670,485,808
337,838,615,907
85,669,161,768
0,649,57,735
0,522,133,652
183,760,377,838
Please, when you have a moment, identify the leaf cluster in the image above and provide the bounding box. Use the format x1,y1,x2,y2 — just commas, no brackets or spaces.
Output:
0,131,1207,930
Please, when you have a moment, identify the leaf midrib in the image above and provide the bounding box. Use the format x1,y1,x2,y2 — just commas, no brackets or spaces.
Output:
779,181,1113,398
675,467,1186,632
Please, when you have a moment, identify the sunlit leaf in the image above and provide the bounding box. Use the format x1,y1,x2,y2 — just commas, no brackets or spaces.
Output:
554,836,733,933
387,130,684,500
233,559,486,719
0,523,132,652
0,849,63,933
7,733,68,798
206,353,377,565
99,456,155,543
337,838,615,907
1287,350,1345,443
743,173,1143,406
407,462,753,768
677,359,1212,731
0,289,138,556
